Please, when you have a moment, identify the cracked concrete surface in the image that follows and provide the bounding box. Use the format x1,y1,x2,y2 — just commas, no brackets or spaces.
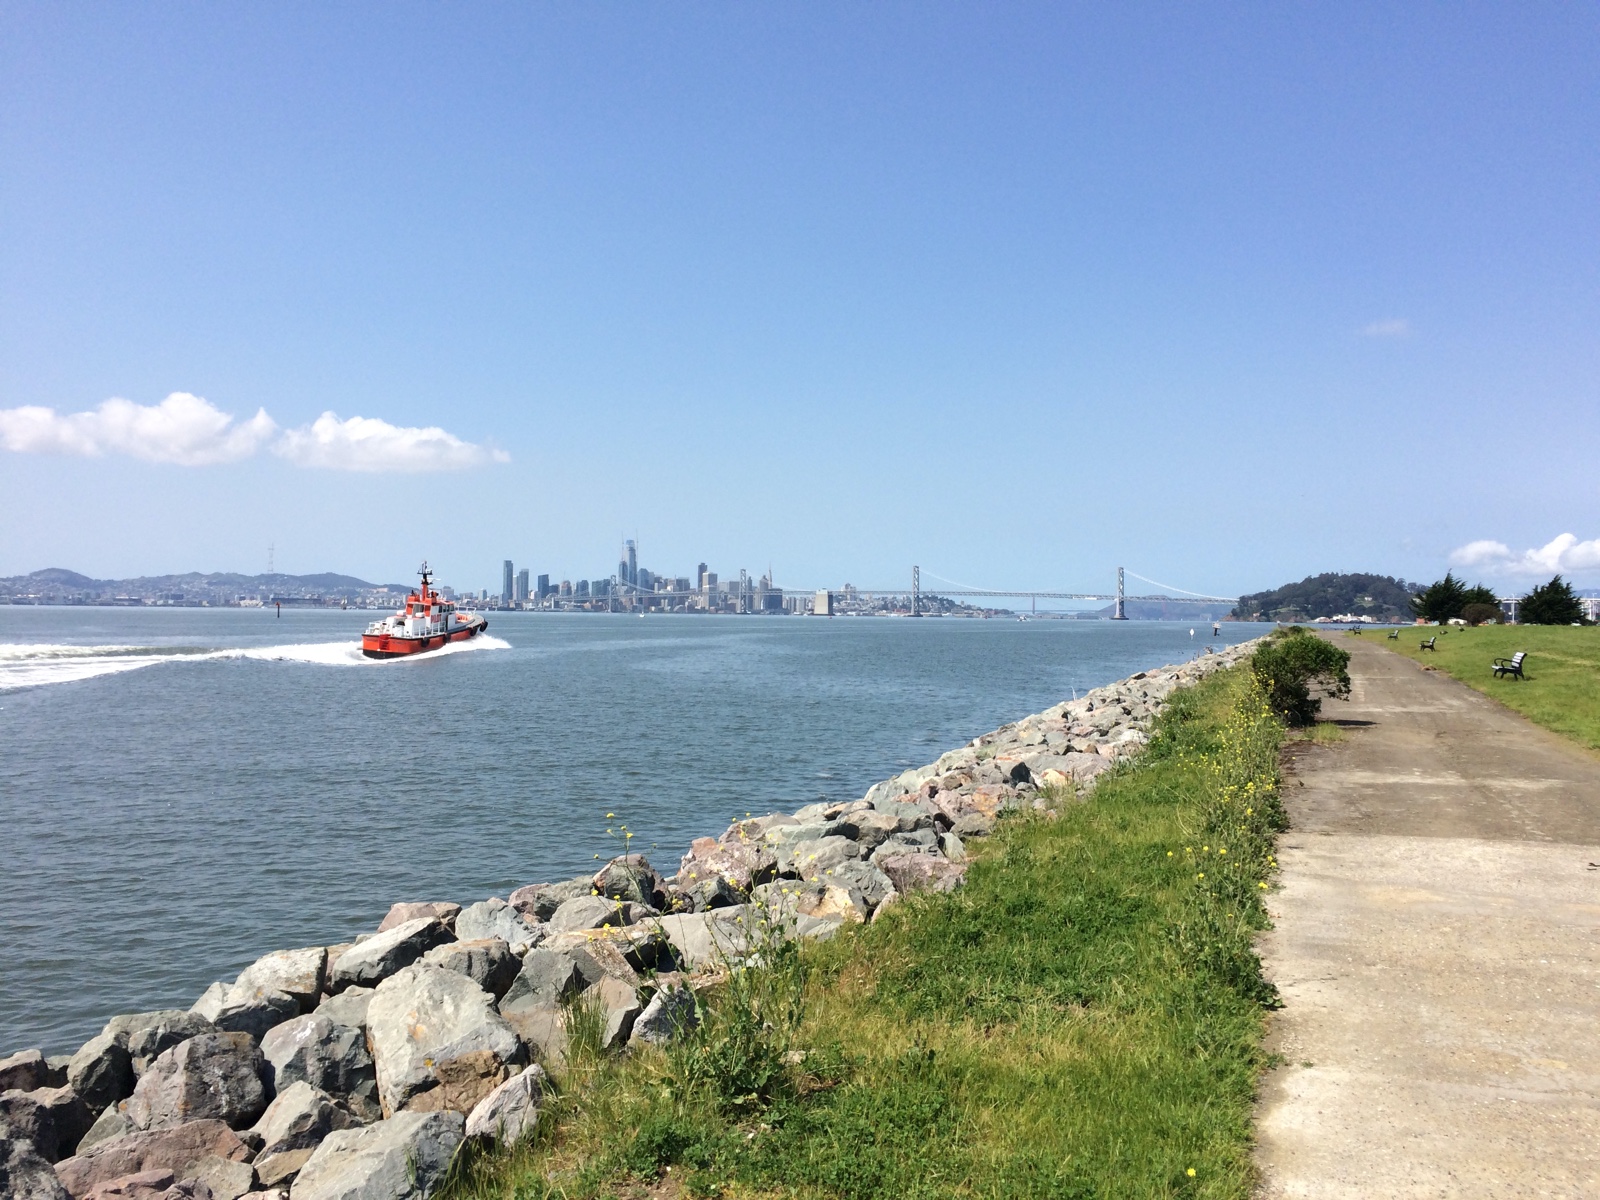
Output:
1255,638,1600,1198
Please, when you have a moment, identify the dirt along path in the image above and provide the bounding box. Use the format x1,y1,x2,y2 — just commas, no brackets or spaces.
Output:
1255,636,1600,1198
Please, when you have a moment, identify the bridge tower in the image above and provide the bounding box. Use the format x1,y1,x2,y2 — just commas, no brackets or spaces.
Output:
1112,567,1128,620
912,565,920,617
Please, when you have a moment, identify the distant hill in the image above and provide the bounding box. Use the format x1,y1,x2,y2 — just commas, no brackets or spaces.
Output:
1232,573,1421,622
1,568,412,599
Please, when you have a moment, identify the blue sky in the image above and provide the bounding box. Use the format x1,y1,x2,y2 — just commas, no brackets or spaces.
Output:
2,3,1596,597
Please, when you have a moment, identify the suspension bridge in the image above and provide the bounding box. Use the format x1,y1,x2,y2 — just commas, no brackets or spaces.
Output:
595,567,1237,618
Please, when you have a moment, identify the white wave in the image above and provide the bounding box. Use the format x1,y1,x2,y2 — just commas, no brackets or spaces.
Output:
0,634,511,691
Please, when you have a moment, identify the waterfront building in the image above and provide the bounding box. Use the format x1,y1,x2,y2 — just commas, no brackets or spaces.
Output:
515,568,530,605
502,560,514,605
537,574,550,601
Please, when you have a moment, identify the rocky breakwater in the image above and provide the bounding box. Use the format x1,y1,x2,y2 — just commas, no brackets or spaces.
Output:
0,643,1256,1200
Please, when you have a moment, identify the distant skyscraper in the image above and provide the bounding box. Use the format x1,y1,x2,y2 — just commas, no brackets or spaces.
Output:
625,539,637,587
536,573,549,601
515,568,529,604
502,560,513,605
697,562,708,590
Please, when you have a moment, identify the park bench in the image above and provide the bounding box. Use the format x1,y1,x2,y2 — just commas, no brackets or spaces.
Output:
1386,630,1399,640
1421,636,1437,651
1492,651,1528,681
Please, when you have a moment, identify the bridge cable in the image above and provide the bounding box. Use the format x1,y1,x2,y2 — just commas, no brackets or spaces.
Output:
1121,570,1236,602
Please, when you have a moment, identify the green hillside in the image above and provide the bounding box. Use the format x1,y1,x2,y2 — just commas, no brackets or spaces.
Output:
1232,573,1420,622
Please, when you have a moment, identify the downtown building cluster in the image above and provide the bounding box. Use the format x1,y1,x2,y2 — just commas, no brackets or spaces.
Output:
489,540,799,614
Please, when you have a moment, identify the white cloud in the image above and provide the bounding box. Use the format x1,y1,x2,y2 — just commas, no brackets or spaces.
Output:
273,411,510,473
0,394,507,473
1361,318,1411,338
0,393,277,465
1450,533,1600,576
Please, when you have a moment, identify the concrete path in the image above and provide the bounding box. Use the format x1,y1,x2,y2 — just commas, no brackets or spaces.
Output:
1256,637,1600,1198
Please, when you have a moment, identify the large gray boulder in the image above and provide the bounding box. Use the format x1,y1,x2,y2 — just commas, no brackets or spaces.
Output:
0,1050,47,1093
54,1120,250,1199
546,895,625,934
0,1133,70,1200
377,902,460,933
312,989,373,1033
875,853,968,896
777,835,861,878
589,976,643,1050
125,1033,269,1132
191,982,299,1042
868,829,939,863
833,808,900,852
288,1110,464,1200
628,986,697,1047
259,1018,378,1124
507,877,592,922
672,872,746,913
761,821,839,850
328,919,454,991
185,1153,257,1200
0,1085,93,1162
451,900,544,954
656,909,754,971
591,855,668,908
498,950,588,1016
232,948,328,1012
804,860,895,911
539,925,670,974
66,1034,134,1116
675,837,775,892
102,1013,216,1075
75,1103,135,1154
366,966,524,1117
869,798,939,831
951,810,996,839
250,1082,353,1188
420,939,519,1000
463,1065,545,1144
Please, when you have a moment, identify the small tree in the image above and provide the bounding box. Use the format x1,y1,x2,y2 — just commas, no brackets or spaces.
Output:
1411,573,1468,622
1460,584,1499,609
1519,575,1587,625
1461,602,1502,626
1252,628,1352,726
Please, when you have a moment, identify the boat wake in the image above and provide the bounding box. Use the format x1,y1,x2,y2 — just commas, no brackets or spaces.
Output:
0,634,512,691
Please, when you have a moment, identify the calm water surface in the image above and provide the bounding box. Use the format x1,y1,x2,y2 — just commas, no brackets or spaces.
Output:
0,607,1269,1053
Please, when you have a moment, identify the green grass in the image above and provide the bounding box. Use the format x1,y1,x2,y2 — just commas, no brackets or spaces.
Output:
1362,624,1600,753
444,667,1286,1200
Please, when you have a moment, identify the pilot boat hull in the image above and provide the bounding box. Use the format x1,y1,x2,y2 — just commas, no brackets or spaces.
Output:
362,615,487,659
361,563,487,658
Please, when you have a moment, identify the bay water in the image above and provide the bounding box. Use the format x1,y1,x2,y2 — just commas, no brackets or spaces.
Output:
0,607,1269,1054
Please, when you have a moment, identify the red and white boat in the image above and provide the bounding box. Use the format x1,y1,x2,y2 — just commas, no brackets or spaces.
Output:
362,563,487,659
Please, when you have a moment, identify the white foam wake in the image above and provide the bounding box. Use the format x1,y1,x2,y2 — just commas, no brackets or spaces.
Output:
0,634,511,691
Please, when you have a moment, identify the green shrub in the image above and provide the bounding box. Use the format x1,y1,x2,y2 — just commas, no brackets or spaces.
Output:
1252,628,1351,725
1519,575,1588,625
1411,574,1498,623
1461,602,1501,626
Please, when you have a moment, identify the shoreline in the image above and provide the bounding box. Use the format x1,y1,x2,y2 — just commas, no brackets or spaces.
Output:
1,638,1262,1200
